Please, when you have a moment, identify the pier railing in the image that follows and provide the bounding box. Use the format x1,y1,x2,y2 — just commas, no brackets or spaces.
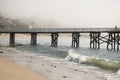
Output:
0,27,120,50
0,27,120,33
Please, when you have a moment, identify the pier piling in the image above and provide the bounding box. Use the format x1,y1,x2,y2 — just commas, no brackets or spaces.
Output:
107,32,120,51
72,33,80,48
90,33,101,49
10,33,15,46
0,27,120,51
31,33,37,45
51,33,58,47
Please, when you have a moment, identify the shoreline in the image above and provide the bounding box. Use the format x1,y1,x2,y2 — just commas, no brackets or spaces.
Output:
0,55,47,80
0,46,120,80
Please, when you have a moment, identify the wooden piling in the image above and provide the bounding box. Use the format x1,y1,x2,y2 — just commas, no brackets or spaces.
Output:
117,33,119,51
51,33,58,47
72,33,80,48
90,32,100,49
107,32,120,51
31,33,37,45
10,33,15,46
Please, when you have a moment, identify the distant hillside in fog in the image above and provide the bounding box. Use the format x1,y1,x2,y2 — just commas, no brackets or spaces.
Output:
19,16,61,28
0,14,62,29
0,14,28,29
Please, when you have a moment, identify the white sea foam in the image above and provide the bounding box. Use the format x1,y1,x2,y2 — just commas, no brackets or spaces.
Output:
65,50,88,63
117,69,120,76
2,47,120,80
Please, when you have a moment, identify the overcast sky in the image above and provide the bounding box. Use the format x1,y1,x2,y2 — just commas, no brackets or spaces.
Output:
0,0,120,27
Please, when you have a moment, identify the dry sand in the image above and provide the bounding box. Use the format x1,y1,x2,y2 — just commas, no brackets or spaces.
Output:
0,47,107,80
1,47,120,80
0,56,47,80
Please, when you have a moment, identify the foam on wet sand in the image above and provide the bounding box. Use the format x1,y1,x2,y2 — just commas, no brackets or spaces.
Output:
1,47,120,80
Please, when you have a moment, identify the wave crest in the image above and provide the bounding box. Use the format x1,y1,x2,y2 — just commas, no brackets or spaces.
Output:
65,50,88,63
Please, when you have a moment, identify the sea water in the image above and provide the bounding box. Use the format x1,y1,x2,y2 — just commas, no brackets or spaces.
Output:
0,33,120,62
1,34,120,80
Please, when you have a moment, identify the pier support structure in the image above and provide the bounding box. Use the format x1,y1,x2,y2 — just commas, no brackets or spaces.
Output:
10,33,15,46
90,32,101,49
107,32,120,51
51,33,58,47
31,33,37,45
72,33,80,48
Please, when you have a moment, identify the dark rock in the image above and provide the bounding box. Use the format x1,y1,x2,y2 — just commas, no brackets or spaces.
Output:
63,76,67,78
0,51,3,53
75,69,78,71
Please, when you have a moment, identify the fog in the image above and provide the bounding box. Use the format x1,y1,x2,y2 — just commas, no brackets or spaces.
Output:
0,0,120,28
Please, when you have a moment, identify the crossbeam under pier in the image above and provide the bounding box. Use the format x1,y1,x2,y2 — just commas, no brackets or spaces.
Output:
51,33,58,47
31,33,37,45
10,33,15,46
107,32,120,51
90,33,101,49
72,33,80,48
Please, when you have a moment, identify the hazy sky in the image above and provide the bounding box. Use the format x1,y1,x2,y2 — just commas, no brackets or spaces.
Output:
0,0,120,27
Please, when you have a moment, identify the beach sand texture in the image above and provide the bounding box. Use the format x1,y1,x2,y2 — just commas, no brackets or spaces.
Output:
0,47,107,80
0,47,120,80
0,56,47,80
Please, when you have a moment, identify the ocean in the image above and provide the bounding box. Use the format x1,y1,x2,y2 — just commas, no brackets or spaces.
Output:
0,33,120,62
1,34,120,80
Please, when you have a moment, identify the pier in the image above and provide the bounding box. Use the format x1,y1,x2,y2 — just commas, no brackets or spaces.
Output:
0,27,120,51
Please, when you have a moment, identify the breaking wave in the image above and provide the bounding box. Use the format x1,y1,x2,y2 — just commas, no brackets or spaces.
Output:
65,50,88,63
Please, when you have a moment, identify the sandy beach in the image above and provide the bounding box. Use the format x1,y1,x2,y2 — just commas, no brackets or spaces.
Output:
0,55,47,80
0,47,107,80
0,46,120,80
0,32,120,80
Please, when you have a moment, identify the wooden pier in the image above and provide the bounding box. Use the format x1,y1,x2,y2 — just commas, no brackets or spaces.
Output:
31,33,37,45
51,33,58,47
72,33,80,48
90,32,101,49
0,27,120,51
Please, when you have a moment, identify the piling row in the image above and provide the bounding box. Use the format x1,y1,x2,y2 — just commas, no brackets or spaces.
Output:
51,33,58,47
90,33,100,49
7,32,120,51
107,32,120,51
72,33,80,48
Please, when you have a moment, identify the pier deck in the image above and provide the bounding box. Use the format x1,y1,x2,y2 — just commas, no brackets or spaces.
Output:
0,28,120,33
0,27,120,51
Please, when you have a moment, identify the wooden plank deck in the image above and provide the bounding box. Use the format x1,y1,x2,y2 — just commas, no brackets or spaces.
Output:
0,28,120,33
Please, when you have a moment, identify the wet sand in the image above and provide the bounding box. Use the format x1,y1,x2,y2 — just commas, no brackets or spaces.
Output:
0,55,47,80
0,47,106,80
0,47,120,80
